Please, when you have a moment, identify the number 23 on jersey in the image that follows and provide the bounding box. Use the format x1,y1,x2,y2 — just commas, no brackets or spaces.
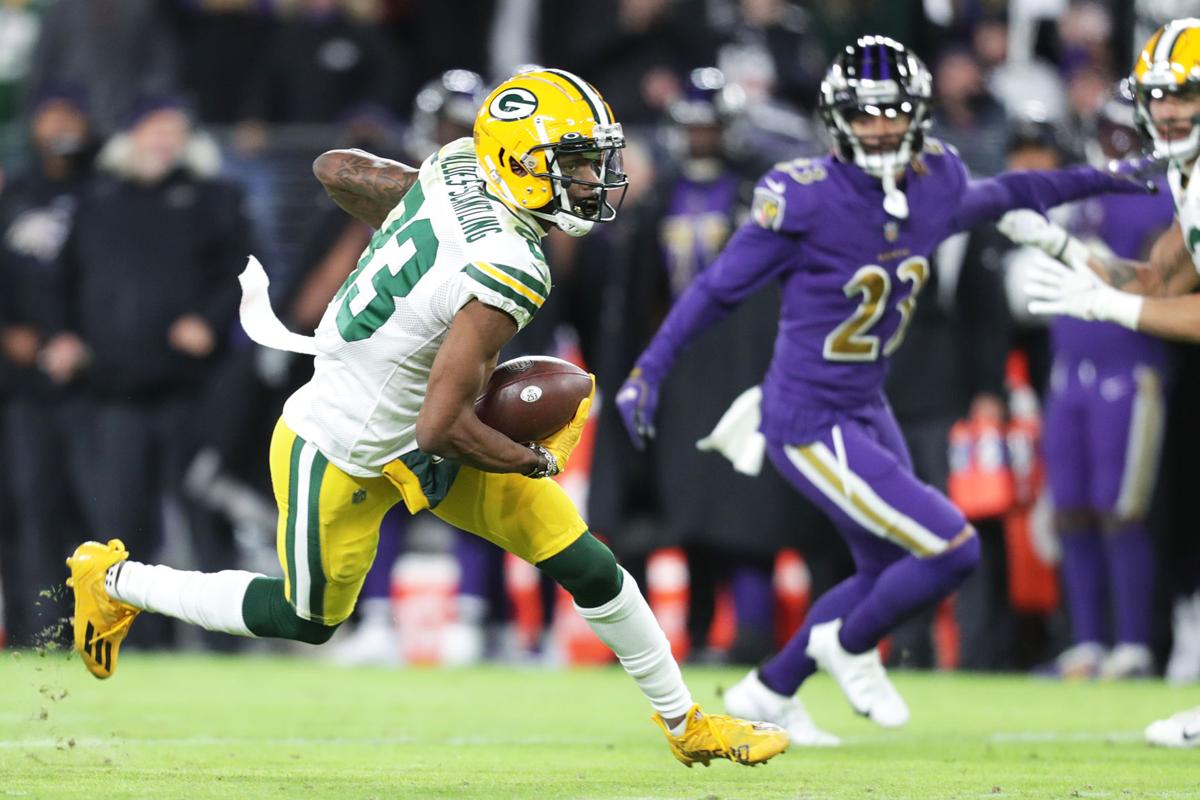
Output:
823,256,930,362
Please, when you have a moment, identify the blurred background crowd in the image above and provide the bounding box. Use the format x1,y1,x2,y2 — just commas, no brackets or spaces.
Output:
2,0,1199,682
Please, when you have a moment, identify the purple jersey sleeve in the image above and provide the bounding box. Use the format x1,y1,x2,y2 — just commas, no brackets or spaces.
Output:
950,164,1148,233
748,162,819,235
634,220,796,380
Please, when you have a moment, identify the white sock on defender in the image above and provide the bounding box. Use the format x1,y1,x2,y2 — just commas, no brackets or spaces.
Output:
574,567,694,722
106,561,261,637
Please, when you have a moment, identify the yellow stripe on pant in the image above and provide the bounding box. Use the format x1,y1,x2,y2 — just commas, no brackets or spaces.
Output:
382,457,587,565
269,418,402,625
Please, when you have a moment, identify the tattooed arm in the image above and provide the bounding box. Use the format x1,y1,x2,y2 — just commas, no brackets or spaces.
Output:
312,149,419,229
1088,220,1200,297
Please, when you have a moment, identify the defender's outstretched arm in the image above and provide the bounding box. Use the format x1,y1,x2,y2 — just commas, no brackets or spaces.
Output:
312,148,419,229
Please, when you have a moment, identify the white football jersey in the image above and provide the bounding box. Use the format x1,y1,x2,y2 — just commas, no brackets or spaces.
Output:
283,138,551,477
1167,158,1200,273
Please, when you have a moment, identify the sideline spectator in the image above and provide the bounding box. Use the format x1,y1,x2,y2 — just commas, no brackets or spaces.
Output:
0,88,95,647
43,96,253,645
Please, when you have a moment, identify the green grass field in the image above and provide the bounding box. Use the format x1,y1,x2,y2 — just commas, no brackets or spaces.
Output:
1,650,1196,799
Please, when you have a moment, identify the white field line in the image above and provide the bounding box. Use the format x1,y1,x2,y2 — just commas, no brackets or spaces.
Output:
0,734,609,750
0,730,1148,750
987,730,1143,743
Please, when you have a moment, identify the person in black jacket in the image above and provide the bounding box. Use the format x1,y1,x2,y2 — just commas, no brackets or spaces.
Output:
42,97,254,645
0,88,96,647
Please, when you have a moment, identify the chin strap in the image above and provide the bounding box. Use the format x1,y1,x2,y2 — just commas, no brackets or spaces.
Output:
881,167,909,219
528,207,594,237
879,151,909,219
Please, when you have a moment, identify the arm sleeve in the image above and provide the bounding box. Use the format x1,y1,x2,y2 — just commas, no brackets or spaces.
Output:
634,222,794,378
951,166,1147,233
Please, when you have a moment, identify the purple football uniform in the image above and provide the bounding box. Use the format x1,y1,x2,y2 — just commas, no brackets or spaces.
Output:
630,141,1144,693
1042,182,1174,652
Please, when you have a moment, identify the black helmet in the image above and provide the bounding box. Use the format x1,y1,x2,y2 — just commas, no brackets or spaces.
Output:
818,36,933,177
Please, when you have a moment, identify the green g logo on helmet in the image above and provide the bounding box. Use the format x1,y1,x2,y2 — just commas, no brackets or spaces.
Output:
489,87,538,121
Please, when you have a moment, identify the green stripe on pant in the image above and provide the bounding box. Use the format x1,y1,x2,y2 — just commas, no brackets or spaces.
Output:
306,450,329,620
284,435,304,605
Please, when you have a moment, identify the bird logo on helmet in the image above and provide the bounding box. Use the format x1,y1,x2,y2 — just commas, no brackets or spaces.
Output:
474,68,628,237
818,36,933,219
1131,18,1200,164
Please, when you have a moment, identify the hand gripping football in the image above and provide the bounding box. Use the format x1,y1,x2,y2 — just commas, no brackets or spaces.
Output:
475,356,593,443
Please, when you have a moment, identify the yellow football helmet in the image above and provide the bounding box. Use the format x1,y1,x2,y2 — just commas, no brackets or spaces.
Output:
1131,18,1200,163
474,68,627,237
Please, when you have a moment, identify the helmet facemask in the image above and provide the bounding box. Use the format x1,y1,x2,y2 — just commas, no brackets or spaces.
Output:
1133,81,1200,166
828,100,924,217
522,122,629,237
819,37,932,219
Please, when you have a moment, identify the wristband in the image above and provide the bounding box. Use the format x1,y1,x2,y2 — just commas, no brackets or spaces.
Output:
1094,289,1144,331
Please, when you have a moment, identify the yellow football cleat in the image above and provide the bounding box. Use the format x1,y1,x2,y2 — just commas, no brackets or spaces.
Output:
65,539,140,679
652,704,789,767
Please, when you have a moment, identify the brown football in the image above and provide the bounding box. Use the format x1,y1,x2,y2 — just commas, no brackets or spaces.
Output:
475,356,592,443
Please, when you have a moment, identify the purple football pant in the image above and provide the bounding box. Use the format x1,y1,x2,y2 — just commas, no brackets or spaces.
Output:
1043,360,1164,648
758,402,977,696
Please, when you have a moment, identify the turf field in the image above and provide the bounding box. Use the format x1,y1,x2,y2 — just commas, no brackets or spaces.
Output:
1,650,1196,799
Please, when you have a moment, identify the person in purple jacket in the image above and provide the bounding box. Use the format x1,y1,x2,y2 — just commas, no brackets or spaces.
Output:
1041,102,1176,680
615,36,1146,746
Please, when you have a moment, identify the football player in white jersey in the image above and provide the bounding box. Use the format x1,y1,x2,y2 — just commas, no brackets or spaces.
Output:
996,19,1200,748
64,69,788,766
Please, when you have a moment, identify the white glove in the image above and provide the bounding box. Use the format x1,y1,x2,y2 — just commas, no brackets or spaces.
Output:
997,210,1091,268
1024,256,1144,330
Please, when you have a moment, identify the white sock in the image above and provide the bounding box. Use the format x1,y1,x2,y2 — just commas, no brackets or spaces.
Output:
107,561,262,637
574,567,694,722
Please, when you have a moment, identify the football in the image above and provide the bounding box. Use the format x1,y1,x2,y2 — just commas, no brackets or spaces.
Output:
475,356,592,443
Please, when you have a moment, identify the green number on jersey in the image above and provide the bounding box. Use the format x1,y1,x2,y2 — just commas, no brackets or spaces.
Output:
335,182,440,342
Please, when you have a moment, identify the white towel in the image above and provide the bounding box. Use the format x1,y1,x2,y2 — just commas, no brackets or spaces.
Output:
696,385,766,476
238,256,319,356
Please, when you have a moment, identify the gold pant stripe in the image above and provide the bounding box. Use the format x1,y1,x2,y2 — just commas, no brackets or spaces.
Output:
1116,366,1164,520
786,443,945,557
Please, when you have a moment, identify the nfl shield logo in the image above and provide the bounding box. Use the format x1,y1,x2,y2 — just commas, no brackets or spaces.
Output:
884,221,900,242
